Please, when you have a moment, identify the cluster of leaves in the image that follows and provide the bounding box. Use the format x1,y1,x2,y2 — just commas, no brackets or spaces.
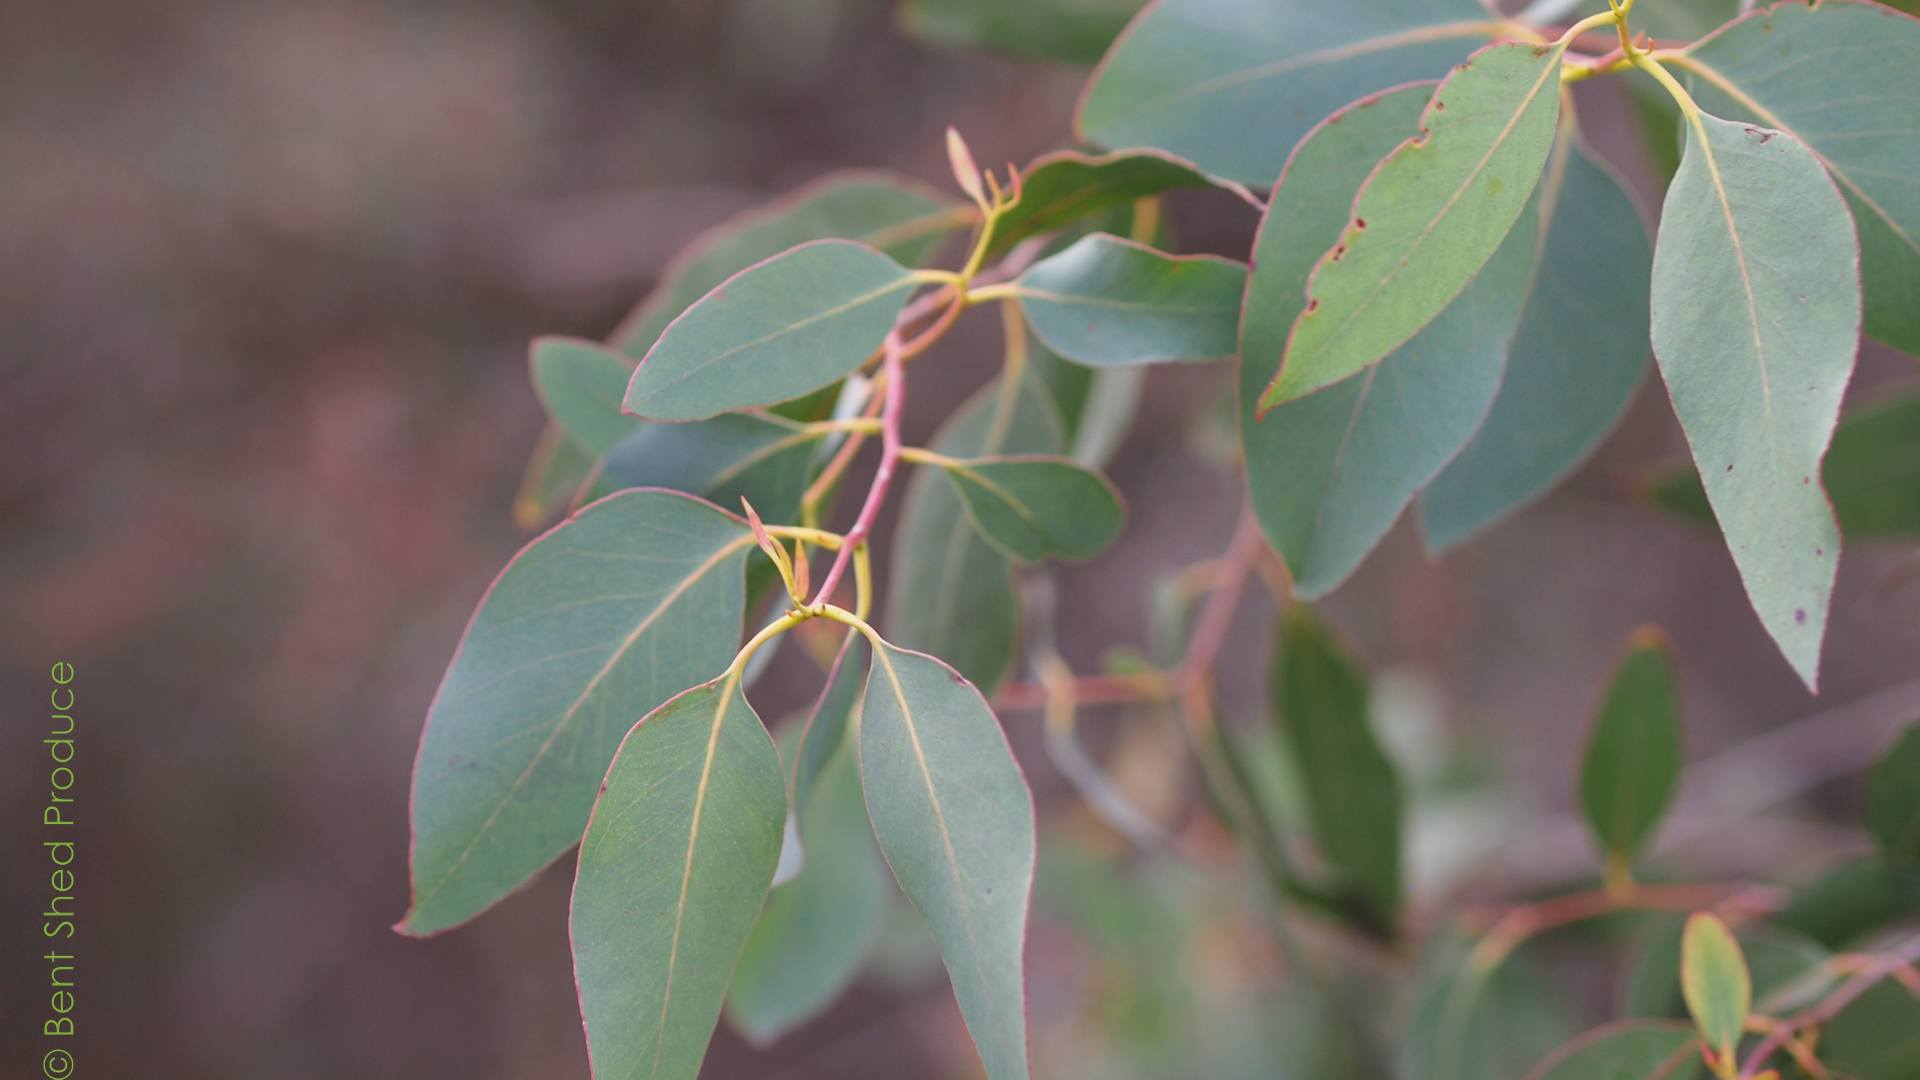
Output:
401,0,1920,1077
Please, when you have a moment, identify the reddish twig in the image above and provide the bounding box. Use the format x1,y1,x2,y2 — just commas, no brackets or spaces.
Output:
809,334,904,609
1739,933,1920,1078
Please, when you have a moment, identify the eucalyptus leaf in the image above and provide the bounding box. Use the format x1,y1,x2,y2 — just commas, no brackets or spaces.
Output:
1774,855,1920,949
1680,912,1750,1064
990,148,1256,258
1649,110,1859,690
514,424,599,529
1864,722,1920,863
1077,0,1501,187
402,491,754,936
1520,1021,1700,1080
939,454,1125,564
897,0,1143,65
571,678,787,1080
1015,234,1245,365
625,240,917,422
1405,929,1578,1080
1258,41,1567,409
594,413,822,526
793,633,869,813
531,337,642,457
1621,917,1828,1022
1821,979,1920,1078
859,637,1036,1080
1578,630,1683,872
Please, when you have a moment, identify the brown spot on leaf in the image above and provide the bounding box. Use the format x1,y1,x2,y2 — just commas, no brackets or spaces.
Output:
1795,608,1807,625
1354,217,1367,230
1433,100,1446,111
1305,299,1320,315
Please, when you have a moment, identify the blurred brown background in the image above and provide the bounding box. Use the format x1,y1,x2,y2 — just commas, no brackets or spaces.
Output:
4,1,1918,1077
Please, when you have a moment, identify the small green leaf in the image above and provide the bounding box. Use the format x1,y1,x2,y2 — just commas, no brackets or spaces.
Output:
1014,234,1245,365
1258,41,1566,409
859,637,1036,1080
897,0,1143,65
989,149,1255,258
1622,917,1827,1022
402,491,755,936
531,338,643,457
1521,1021,1701,1080
1578,630,1683,873
1077,0,1499,187
940,455,1125,564
1774,855,1920,949
571,678,787,1080
1680,912,1750,1064
1649,111,1859,690
1241,85,1528,598
626,240,916,421
1272,606,1403,926
594,413,822,527
1641,387,1920,541
1865,723,1920,863
514,424,598,529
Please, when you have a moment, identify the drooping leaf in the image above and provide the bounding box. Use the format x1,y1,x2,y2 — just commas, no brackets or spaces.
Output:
1258,41,1567,409
1420,140,1652,551
1077,0,1501,187
531,337,644,457
570,678,787,1080
1680,912,1750,1065
1641,386,1920,541
1520,1021,1701,1080
1774,855,1920,948
1821,979,1920,1078
1013,234,1245,365
793,633,869,813
939,455,1125,564
1272,606,1403,926
592,413,822,526
401,491,754,936
728,726,888,1045
859,637,1036,1080
1865,723,1920,862
1648,110,1859,690
1240,85,1528,598
898,0,1145,65
625,240,917,422
1578,630,1683,872
990,149,1256,258
886,371,1063,693
1678,0,1920,356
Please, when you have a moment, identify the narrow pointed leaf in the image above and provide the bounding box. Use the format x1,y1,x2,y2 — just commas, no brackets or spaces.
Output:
1680,912,1750,1064
594,413,822,526
989,148,1255,258
1649,111,1859,689
1259,41,1566,408
1077,0,1500,187
626,240,916,421
793,633,869,813
898,0,1144,65
1521,1022,1700,1080
1579,630,1683,871
1642,386,1920,541
1865,723,1920,863
1014,234,1245,365
1240,86,1527,598
940,455,1125,563
402,491,753,935
1679,0,1920,356
1420,142,1652,551
570,678,787,1080
859,638,1036,1080
1272,606,1403,925
532,338,643,457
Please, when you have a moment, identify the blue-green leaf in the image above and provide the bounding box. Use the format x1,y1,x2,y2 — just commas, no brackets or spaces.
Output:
1014,234,1246,365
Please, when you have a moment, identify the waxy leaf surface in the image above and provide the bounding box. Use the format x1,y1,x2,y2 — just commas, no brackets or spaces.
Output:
626,240,915,421
571,679,786,1080
402,491,752,935
1078,0,1499,187
532,337,643,457
1260,41,1565,408
1016,234,1245,365
1578,632,1682,869
1649,111,1859,689
942,455,1125,564
990,149,1254,257
595,414,821,526
859,639,1036,1080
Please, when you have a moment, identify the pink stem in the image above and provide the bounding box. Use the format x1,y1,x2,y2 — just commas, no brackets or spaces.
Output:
1739,933,1920,1077
809,333,904,610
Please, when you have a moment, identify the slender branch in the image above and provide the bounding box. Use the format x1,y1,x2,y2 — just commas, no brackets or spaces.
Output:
1177,503,1267,729
1739,933,1920,1078
810,334,904,609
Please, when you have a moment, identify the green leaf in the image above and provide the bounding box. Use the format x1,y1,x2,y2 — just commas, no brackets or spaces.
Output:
1774,855,1920,948
1271,606,1403,926
1258,41,1567,409
1642,386,1920,541
1865,723,1920,863
401,491,753,936
1239,85,1529,598
594,413,822,527
1622,917,1827,1022
1076,0,1500,187
1821,979,1920,1078
531,337,642,457
1013,234,1245,365
727,724,888,1045
1649,111,1859,690
1521,1021,1700,1080
1678,0,1920,356
897,0,1144,65
1578,630,1683,872
625,240,916,422
859,637,1036,1080
1406,929,1578,1080
990,149,1255,258
514,423,599,529
570,677,787,1080
1680,912,1750,1064
886,371,1063,693
793,633,869,814
1558,0,1737,40
1419,141,1652,552
939,455,1125,564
